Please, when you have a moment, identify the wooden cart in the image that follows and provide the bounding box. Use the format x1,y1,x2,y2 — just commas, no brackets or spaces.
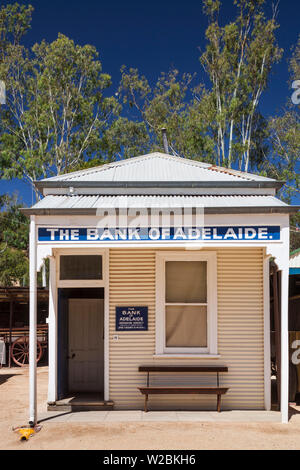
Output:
0,324,48,366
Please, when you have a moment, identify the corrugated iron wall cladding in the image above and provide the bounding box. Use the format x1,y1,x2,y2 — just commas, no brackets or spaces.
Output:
109,248,265,410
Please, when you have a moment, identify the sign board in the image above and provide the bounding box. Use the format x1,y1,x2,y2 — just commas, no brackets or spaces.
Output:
116,306,148,331
38,226,281,242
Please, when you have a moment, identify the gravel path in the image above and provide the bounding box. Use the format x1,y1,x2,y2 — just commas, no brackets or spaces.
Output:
1,367,300,450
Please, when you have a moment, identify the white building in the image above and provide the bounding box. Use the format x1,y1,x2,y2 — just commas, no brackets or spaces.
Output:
22,152,299,424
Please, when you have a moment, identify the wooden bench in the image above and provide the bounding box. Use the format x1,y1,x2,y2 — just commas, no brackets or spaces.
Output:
138,365,229,412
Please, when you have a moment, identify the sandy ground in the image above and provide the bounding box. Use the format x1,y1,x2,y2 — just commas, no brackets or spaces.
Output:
1,366,300,450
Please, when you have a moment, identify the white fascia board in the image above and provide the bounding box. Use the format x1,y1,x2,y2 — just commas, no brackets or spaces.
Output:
42,187,277,197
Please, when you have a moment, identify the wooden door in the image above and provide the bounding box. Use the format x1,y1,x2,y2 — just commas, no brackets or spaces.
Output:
68,298,104,392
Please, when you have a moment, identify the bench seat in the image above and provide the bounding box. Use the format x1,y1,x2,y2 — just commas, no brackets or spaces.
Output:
138,387,229,412
138,365,229,412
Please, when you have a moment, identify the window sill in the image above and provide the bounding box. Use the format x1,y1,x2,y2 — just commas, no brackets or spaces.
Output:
153,354,221,359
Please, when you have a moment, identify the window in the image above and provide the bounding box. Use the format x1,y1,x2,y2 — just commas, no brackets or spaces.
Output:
156,252,217,356
60,255,102,280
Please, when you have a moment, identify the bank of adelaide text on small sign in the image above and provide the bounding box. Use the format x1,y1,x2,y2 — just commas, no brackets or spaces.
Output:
116,306,148,331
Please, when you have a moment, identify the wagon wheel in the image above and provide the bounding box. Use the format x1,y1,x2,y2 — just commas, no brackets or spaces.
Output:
10,336,42,367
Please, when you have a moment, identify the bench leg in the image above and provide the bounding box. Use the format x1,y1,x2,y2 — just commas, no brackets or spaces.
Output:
144,394,148,413
217,394,221,413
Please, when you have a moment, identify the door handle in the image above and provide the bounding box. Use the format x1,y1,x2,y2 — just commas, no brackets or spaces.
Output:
67,353,76,359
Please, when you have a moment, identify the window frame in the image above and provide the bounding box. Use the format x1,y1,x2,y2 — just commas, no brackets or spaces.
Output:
156,251,218,356
59,254,103,281
57,248,106,288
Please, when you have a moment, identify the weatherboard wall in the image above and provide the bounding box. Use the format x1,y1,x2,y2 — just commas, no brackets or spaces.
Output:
109,247,265,410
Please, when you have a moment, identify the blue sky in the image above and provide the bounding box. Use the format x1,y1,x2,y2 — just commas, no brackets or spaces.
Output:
0,0,299,206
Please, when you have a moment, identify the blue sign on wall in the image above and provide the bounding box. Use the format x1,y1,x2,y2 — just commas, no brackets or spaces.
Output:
116,306,148,331
38,226,281,242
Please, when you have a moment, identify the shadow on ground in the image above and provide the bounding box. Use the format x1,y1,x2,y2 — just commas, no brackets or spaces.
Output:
289,405,300,417
0,374,18,385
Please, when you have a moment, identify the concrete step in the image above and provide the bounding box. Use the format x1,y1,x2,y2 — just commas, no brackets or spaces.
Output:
48,393,114,412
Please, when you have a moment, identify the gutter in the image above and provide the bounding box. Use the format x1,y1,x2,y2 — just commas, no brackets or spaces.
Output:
34,180,286,191
21,206,300,217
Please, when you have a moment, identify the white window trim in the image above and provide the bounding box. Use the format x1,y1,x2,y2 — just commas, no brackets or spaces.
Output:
156,251,218,356
57,248,106,288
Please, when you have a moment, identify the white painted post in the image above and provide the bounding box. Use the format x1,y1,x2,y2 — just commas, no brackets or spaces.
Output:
281,235,290,424
47,255,57,403
29,216,37,425
264,253,271,411
104,249,110,402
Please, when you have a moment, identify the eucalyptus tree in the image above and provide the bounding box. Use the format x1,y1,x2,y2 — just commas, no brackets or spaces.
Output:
199,0,282,170
0,194,29,286
0,3,34,176
0,2,33,57
117,67,215,161
0,33,118,198
266,35,300,201
117,1,282,170
266,35,300,249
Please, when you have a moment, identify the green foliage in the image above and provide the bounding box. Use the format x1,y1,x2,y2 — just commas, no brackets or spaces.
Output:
0,195,29,250
289,35,300,84
203,0,221,17
200,0,282,170
267,111,300,200
263,35,300,249
0,194,29,286
0,3,33,56
0,32,119,195
0,1,286,180
0,3,33,175
0,1,298,257
0,246,28,286
117,67,216,161
102,117,150,160
264,35,300,202
113,0,283,171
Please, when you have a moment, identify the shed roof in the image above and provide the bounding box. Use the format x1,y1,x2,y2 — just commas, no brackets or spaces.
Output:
0,287,49,302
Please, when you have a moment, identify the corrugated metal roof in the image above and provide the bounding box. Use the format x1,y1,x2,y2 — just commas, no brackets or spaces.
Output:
40,153,276,184
31,194,288,210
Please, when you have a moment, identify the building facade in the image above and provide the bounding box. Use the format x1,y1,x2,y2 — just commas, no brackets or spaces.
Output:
23,152,299,423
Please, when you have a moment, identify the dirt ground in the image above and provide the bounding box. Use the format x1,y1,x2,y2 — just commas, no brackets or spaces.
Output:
1,366,300,450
